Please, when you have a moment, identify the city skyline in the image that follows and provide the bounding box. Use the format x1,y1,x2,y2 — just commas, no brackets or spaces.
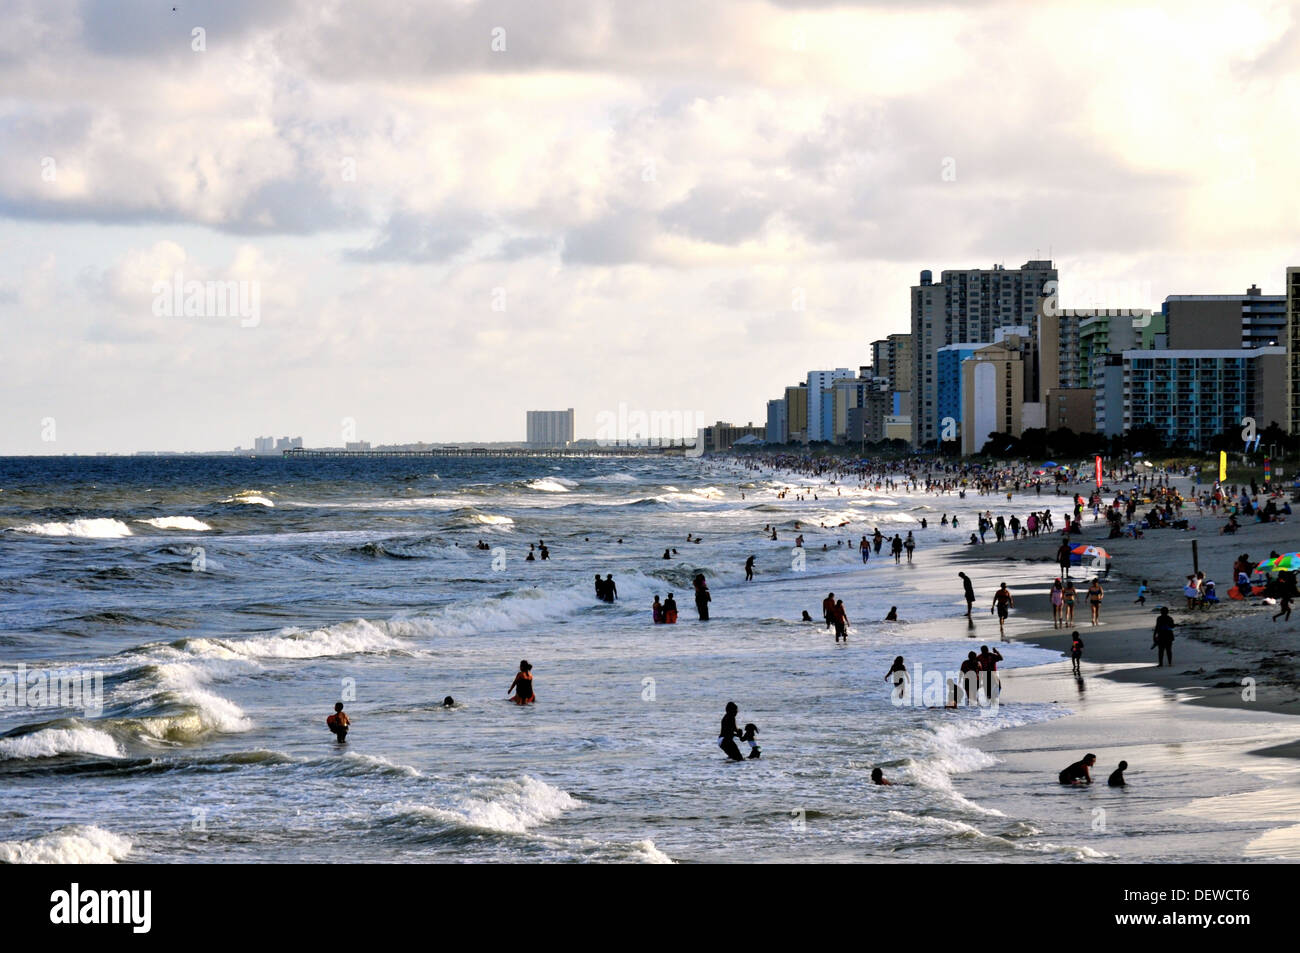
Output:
2,0,1299,453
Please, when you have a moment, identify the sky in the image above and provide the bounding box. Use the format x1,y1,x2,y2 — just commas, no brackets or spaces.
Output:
1,0,1298,452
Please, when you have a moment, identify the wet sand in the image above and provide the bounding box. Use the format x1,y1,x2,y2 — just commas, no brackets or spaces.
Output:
937,481,1300,859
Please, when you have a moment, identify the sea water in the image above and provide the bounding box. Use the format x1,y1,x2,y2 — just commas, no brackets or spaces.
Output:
0,454,1097,863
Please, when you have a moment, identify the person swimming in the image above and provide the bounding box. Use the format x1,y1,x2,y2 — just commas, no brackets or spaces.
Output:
884,606,899,622
870,767,892,785
508,660,535,705
718,701,744,761
1108,760,1128,787
741,722,761,759
442,695,455,708
801,609,814,622
1058,752,1097,785
326,702,349,743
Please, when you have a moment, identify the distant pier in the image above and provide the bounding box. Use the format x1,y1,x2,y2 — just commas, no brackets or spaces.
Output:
281,447,680,459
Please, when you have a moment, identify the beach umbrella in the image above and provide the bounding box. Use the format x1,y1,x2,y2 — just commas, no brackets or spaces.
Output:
1255,552,1300,573
1042,461,1059,468
1070,544,1110,563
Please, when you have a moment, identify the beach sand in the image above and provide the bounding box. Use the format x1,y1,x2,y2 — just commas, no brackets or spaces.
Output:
940,481,1300,859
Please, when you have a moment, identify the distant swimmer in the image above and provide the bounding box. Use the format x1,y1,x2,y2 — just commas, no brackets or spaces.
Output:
663,593,678,623
443,696,455,708
326,702,350,743
508,660,536,705
526,544,536,562
663,549,671,559
959,571,976,617
870,767,893,786
1058,752,1097,785
741,723,761,759
884,606,898,622
718,701,745,761
1108,760,1128,787
801,610,814,622
744,555,755,582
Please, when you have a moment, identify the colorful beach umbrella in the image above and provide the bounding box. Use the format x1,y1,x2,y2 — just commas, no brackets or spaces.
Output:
1070,544,1110,563
1255,552,1300,573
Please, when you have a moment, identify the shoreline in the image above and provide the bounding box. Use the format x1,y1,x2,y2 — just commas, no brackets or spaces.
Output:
935,494,1300,860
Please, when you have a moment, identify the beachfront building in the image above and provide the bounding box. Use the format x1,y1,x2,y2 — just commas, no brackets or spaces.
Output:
911,260,1058,448
806,369,855,442
960,335,1030,455
1122,347,1287,450
1285,268,1300,432
525,409,575,447
765,398,789,445
784,383,808,443
871,333,913,394
1165,285,1286,351
699,421,766,454
935,343,985,444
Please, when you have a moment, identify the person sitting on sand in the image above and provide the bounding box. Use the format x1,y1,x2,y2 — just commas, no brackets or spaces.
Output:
1058,752,1097,785
870,767,893,786
1108,760,1128,787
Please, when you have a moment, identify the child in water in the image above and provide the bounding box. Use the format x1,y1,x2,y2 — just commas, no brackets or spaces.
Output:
741,723,761,759
326,702,349,743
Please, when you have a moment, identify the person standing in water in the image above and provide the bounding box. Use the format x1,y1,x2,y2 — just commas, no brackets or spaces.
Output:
604,574,618,602
904,532,915,563
822,592,836,630
718,701,744,761
959,572,975,617
652,595,665,624
744,555,755,582
831,599,850,641
693,573,711,620
326,702,350,743
663,593,678,624
1070,630,1084,675
1108,760,1129,787
508,660,535,705
891,534,903,563
1058,753,1097,785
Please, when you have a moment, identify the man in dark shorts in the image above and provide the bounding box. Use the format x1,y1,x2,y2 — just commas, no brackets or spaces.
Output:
959,571,976,617
991,582,1015,638
1058,752,1097,785
822,592,836,630
976,644,1003,700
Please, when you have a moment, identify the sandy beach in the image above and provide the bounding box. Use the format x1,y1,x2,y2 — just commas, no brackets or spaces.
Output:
943,479,1300,859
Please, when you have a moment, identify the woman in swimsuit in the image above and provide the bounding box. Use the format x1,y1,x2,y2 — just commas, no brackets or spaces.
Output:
508,660,535,705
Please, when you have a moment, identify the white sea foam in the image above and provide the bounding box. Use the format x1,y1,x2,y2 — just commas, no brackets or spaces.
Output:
136,516,213,531
219,491,274,507
0,726,124,760
0,825,132,864
183,618,407,661
397,775,580,834
13,518,133,538
526,478,575,493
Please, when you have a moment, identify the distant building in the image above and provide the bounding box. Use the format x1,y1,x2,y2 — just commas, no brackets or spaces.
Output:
345,441,371,451
935,343,986,443
960,335,1030,455
1165,285,1286,351
784,384,808,443
275,436,303,451
700,421,766,454
1289,267,1300,431
806,370,855,442
526,409,575,447
254,436,274,452
766,398,789,445
1123,347,1287,450
912,260,1058,447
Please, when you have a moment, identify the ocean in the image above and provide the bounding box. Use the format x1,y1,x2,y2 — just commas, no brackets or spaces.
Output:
0,453,1092,863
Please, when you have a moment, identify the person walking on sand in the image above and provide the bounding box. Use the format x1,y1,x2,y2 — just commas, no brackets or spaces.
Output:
1063,579,1077,626
1050,578,1065,628
1070,630,1084,675
991,582,1015,638
1274,592,1293,622
1151,608,1175,666
959,571,976,617
1087,578,1104,626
